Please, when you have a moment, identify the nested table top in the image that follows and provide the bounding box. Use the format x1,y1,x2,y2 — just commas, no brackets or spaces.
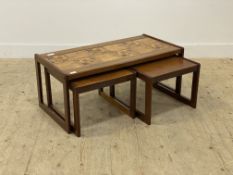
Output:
133,57,197,78
38,34,182,80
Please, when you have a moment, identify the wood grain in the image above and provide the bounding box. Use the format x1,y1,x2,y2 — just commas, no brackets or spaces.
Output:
0,58,233,175
133,56,197,78
70,69,133,89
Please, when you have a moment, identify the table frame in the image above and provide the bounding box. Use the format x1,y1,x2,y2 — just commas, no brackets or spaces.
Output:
35,58,72,132
137,59,201,124
35,34,184,133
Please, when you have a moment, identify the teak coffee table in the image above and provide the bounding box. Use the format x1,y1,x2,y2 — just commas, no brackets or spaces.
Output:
35,34,184,133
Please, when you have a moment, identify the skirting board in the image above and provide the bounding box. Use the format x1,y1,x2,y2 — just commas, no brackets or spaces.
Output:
0,43,233,58
183,43,233,59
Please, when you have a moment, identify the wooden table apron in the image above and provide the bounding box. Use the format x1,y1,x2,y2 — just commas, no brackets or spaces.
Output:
34,34,184,133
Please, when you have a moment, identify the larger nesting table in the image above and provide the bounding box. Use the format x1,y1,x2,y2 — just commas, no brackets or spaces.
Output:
35,34,183,133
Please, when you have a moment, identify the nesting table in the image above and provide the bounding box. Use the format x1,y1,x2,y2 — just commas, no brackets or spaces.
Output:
35,34,188,134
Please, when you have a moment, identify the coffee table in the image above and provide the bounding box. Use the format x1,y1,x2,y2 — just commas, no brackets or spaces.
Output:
35,34,183,133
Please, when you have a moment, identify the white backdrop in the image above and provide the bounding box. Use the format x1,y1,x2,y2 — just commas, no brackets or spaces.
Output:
0,0,233,58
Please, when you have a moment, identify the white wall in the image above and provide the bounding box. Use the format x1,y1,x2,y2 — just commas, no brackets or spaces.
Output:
0,0,233,58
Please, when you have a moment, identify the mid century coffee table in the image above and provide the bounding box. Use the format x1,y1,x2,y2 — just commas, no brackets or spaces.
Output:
35,34,184,133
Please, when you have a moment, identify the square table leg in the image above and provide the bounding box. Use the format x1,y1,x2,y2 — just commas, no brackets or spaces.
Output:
63,81,71,133
175,75,182,95
73,90,81,137
145,80,152,125
44,67,53,107
130,77,137,118
110,85,115,97
35,59,43,105
133,76,153,125
191,65,200,108
98,88,103,94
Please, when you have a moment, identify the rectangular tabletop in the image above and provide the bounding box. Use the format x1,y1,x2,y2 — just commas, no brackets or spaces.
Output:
133,57,197,78
37,34,183,80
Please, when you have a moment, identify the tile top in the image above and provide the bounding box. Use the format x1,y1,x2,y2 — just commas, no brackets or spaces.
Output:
39,35,181,76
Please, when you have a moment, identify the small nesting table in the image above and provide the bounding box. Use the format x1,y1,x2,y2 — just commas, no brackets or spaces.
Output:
70,69,136,136
35,34,185,134
133,56,200,125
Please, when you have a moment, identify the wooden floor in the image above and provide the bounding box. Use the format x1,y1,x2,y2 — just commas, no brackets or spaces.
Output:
0,58,233,175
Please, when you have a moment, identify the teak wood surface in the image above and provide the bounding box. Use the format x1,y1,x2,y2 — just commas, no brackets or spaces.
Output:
35,34,184,133
133,57,197,79
70,70,133,90
132,57,200,125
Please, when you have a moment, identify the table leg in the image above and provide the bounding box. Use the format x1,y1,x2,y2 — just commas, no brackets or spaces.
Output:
110,85,115,97
44,67,53,107
145,80,152,125
63,81,71,133
176,76,182,95
35,59,43,104
191,65,200,108
98,88,103,95
73,90,81,137
130,77,136,118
